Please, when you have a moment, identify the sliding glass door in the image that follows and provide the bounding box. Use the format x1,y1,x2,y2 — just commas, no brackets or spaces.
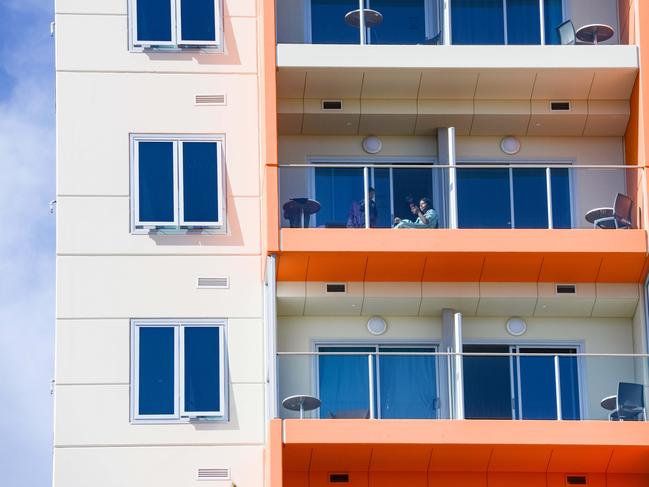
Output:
451,0,563,45
310,0,440,45
456,166,571,229
318,345,438,419
463,345,581,420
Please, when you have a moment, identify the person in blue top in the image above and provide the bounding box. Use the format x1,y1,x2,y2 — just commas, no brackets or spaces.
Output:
393,197,438,229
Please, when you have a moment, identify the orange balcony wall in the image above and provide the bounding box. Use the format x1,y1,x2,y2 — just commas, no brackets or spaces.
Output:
266,419,649,487
276,229,649,283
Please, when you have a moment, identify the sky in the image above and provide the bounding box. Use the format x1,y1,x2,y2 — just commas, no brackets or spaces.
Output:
0,1,56,486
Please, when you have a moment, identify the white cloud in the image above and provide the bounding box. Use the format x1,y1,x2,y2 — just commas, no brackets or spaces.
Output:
0,2,55,487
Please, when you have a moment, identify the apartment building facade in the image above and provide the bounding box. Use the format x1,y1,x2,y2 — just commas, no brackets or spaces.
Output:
54,0,649,486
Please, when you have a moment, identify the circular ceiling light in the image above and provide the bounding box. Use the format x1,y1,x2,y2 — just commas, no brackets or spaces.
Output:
506,317,527,336
362,135,383,154
367,316,388,336
500,136,521,155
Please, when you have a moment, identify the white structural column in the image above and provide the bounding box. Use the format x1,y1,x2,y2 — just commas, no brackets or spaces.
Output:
438,127,457,229
441,308,463,419
264,255,278,422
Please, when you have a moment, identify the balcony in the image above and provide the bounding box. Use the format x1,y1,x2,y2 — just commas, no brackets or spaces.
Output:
268,350,649,487
276,162,648,283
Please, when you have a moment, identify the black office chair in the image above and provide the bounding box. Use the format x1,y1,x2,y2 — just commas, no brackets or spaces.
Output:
594,193,633,229
609,382,646,421
557,20,577,45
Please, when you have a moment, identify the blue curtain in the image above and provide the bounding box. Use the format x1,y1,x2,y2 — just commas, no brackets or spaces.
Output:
457,168,511,228
379,348,437,418
314,167,364,227
369,0,426,45
512,168,549,228
311,0,359,44
507,0,541,44
544,0,563,45
551,168,571,228
451,0,504,45
318,347,373,418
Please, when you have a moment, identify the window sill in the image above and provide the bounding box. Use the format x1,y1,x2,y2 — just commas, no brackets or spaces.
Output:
132,227,226,236
130,45,224,54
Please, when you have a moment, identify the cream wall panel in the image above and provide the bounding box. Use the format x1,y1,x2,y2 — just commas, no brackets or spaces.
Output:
56,0,256,17
56,319,130,384
57,256,262,319
54,445,264,487
56,72,260,197
227,319,265,382
56,15,257,73
57,196,261,255
278,316,441,352
305,282,363,316
362,282,422,316
54,383,264,446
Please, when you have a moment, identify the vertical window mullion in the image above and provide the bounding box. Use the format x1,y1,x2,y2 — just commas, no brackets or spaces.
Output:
502,0,508,44
177,324,183,419
509,167,515,228
176,141,184,226
173,0,181,45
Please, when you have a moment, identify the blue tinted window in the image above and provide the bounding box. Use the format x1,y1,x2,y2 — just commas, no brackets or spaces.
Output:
518,348,580,420
451,0,504,45
507,0,540,44
379,348,437,419
182,142,219,223
318,347,374,418
184,327,221,413
139,327,175,415
138,141,175,223
463,345,512,419
392,168,434,221
314,167,363,227
457,168,511,228
512,168,548,228
551,168,571,228
544,0,563,45
137,0,173,42
369,0,426,45
180,0,217,41
373,168,392,228
311,0,359,44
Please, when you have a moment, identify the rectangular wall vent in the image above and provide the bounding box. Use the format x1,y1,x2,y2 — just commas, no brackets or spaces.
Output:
556,284,577,294
550,101,571,111
195,94,226,106
322,100,343,111
326,283,347,293
197,468,230,480
329,473,350,483
197,277,230,289
566,475,588,485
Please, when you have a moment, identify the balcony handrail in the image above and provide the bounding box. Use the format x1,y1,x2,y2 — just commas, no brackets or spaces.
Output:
278,163,643,170
277,351,649,358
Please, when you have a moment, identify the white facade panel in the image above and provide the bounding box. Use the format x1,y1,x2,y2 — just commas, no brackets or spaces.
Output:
55,14,258,73
54,445,264,487
54,383,264,446
56,196,261,255
56,72,260,197
56,256,263,319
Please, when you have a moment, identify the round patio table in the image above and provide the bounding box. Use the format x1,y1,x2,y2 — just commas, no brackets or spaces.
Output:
282,395,321,419
576,24,614,45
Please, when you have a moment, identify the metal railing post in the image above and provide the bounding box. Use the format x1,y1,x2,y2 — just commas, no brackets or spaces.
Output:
539,0,546,45
359,0,366,45
546,167,553,229
368,354,375,418
554,355,563,420
363,166,370,229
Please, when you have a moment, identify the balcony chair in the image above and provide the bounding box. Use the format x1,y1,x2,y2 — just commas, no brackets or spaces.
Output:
592,193,633,229
557,20,577,45
328,408,370,419
609,382,646,421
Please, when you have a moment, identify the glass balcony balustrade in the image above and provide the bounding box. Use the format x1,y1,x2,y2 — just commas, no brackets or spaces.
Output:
276,0,621,46
278,164,642,230
276,351,649,421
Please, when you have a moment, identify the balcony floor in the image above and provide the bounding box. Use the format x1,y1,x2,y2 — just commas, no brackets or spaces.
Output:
268,419,649,487
277,228,649,283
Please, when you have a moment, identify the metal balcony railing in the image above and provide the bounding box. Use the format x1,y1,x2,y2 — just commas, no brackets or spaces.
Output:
279,163,644,230
276,351,649,421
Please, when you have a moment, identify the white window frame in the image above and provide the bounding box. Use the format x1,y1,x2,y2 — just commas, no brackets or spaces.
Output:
131,319,228,423
130,134,226,234
129,0,223,51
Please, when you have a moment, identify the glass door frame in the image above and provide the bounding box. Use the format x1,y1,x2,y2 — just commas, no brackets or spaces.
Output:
313,341,440,419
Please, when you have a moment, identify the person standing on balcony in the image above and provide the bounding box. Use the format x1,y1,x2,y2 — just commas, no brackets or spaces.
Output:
347,187,378,228
394,197,438,229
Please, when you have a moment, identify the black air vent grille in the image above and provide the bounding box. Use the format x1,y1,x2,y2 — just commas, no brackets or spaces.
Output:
556,284,576,294
326,283,347,293
550,101,571,111
322,100,343,110
330,473,350,483
566,475,587,485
